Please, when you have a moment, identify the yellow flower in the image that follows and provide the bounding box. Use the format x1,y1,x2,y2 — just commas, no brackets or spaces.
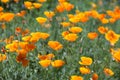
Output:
6,40,19,52
104,68,114,76
30,32,41,42
33,3,42,9
44,11,55,19
48,41,63,50
1,0,9,3
87,32,98,40
22,36,31,42
36,17,47,25
69,17,80,23
0,54,7,62
70,75,83,80
64,33,78,42
51,60,65,68
38,0,46,3
79,56,92,66
39,60,51,68
69,27,83,33
79,67,91,74
110,48,120,62
101,18,109,24
40,32,50,40
105,30,119,45
60,22,70,27
24,1,32,9
56,2,74,12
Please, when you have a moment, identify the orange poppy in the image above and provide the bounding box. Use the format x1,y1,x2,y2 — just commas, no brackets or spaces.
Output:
87,32,98,40
48,41,63,50
51,60,65,68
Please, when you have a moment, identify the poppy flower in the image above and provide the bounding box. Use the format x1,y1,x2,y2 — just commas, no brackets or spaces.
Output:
105,30,119,45
69,27,83,33
92,73,98,80
79,67,91,74
70,75,83,80
48,41,63,50
51,60,65,68
98,26,108,34
104,68,114,76
60,22,70,27
64,33,78,42
36,17,47,25
33,3,42,9
39,60,51,68
38,53,55,60
1,0,9,3
79,56,92,66
87,32,98,40
0,54,7,62
44,11,55,19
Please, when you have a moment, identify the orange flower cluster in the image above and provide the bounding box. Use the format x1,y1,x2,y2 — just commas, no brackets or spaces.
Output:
69,12,89,23
24,1,42,9
62,26,82,42
38,53,53,68
6,40,36,66
107,7,120,23
0,12,14,22
79,56,92,74
71,56,93,79
56,1,74,12
22,32,50,42
38,53,65,68
66,7,120,24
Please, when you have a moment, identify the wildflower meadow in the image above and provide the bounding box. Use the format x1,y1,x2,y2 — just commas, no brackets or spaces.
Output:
0,0,120,80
